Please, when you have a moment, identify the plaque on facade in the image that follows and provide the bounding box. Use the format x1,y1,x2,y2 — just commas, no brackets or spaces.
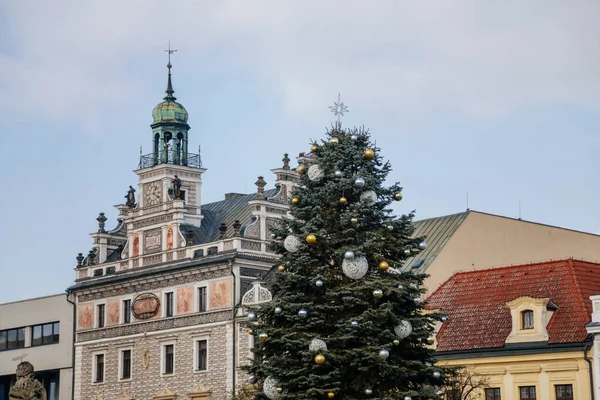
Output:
132,293,160,319
144,229,162,254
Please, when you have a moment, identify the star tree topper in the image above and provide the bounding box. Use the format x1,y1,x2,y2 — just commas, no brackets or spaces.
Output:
329,93,349,123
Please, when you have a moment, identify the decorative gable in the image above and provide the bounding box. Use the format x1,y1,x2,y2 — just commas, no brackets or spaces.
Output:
242,281,272,306
505,296,556,344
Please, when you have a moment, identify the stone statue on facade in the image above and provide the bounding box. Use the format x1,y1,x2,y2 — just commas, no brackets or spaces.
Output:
8,361,47,400
172,175,182,200
125,186,136,208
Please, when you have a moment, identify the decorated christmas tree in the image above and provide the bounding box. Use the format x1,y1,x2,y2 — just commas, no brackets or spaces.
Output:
245,124,450,400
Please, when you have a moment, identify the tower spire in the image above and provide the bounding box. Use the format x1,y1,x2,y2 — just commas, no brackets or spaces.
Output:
164,41,177,101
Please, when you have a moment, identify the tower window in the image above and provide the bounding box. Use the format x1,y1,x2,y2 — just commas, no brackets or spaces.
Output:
521,310,534,330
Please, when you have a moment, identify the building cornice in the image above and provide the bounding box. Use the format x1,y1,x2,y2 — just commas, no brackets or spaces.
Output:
435,340,589,361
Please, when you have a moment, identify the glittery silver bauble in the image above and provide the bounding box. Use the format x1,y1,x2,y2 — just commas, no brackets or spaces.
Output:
419,241,427,250
404,396,412,400
274,306,282,314
298,308,308,318
394,320,413,339
248,374,257,384
414,296,421,304
263,376,280,400
308,338,328,352
387,225,393,231
360,190,377,205
334,170,342,178
398,284,404,290
308,164,325,181
403,249,411,256
315,279,324,287
433,370,441,379
344,250,355,260
247,311,256,321
379,348,390,359
330,137,339,145
393,339,400,346
351,320,359,326
373,289,383,299
342,255,369,280
283,235,301,253
354,177,365,187
351,134,358,140
365,389,373,395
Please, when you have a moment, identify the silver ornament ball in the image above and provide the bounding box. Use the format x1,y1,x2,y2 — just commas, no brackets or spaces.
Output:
298,308,308,318
355,177,365,187
393,339,400,346
378,348,390,359
270,233,276,238
387,225,394,231
403,249,411,256
398,284,404,290
373,289,383,299
419,241,427,250
330,137,339,145
274,306,282,314
315,279,324,287
414,296,421,304
334,170,342,178
365,389,373,395
247,311,256,321
344,250,355,260
248,374,256,384
433,370,441,379
351,320,359,326
404,397,412,400
351,134,358,140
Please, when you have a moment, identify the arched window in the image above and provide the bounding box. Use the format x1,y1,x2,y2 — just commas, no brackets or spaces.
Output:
521,310,534,329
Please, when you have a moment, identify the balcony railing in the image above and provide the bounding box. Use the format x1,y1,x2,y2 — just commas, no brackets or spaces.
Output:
138,151,203,169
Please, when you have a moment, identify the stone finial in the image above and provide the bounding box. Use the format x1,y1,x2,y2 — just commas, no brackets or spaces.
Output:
97,212,107,233
255,176,267,200
218,223,227,240
282,153,290,170
87,250,96,266
76,253,84,268
233,220,242,236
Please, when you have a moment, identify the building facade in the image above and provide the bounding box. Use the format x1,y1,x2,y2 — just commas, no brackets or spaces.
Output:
0,294,74,400
68,62,295,400
426,259,598,400
586,295,600,400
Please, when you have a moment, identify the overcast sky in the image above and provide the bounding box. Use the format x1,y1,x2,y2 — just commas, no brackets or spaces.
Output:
1,1,599,303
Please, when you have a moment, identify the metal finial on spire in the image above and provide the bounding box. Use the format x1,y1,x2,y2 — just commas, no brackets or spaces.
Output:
329,93,349,123
164,40,178,101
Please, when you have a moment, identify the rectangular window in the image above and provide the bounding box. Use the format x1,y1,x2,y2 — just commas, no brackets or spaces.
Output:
121,349,132,380
196,340,207,371
94,354,104,383
165,292,174,317
555,385,573,400
164,344,174,374
519,386,536,400
522,310,534,329
0,330,6,351
5,328,25,350
123,300,131,324
198,287,207,312
485,388,501,400
97,304,105,328
31,322,59,346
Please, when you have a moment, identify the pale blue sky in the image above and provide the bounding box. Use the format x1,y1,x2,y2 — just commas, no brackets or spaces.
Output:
1,1,599,303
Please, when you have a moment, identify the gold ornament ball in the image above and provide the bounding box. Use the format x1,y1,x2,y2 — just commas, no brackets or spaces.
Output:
394,192,403,201
351,218,358,224
328,393,335,399
339,197,348,205
291,197,300,205
247,329,254,335
311,144,319,152
297,164,306,174
259,332,268,342
315,354,326,365
330,137,339,145
306,234,317,244
364,148,375,159
276,388,283,394
278,265,285,272
426,337,435,345
378,261,390,271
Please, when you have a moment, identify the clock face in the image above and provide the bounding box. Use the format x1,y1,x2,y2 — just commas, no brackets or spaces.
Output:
145,181,162,206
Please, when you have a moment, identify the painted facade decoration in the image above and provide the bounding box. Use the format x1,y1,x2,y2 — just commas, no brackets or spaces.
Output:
132,293,160,319
177,287,193,314
133,234,139,257
107,299,120,325
78,304,93,330
167,226,174,250
210,279,233,310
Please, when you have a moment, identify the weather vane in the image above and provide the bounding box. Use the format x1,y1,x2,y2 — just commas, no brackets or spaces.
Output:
329,93,349,123
165,40,177,65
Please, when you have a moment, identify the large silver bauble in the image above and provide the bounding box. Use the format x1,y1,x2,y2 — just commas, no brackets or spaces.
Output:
354,177,365,187
342,255,369,280
248,374,257,384
330,137,339,145
283,235,301,253
344,250,355,260
394,320,413,339
379,348,389,359
360,190,377,205
308,338,328,352
298,308,308,318
433,370,441,379
334,170,342,178
274,306,282,314
247,311,256,321
263,376,281,400
418,241,427,250
404,397,412,400
308,164,325,181
365,389,373,395
315,279,324,287
387,225,394,231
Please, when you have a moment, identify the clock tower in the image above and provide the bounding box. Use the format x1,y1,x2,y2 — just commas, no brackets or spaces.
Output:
119,59,206,265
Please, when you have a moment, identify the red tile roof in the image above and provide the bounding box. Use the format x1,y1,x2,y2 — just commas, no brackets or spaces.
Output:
426,259,600,352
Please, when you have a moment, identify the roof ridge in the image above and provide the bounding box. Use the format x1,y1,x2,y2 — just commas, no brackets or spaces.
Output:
414,210,470,223
448,258,600,279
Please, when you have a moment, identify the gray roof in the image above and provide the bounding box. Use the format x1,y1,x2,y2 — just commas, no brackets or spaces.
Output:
181,188,279,245
401,211,469,274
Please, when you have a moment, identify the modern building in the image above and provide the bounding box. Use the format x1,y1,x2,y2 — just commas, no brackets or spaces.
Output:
426,258,598,400
67,61,291,400
0,294,74,400
402,210,600,295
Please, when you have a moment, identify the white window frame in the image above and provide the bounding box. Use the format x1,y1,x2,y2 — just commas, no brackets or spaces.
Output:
193,336,210,373
195,282,209,313
160,340,177,376
163,291,176,318
95,302,106,329
118,347,134,382
91,350,106,384
120,296,134,325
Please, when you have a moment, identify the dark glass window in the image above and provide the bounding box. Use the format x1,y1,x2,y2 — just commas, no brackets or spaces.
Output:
519,386,536,400
31,322,59,346
165,292,174,317
94,354,104,383
32,325,42,346
198,287,207,312
0,331,6,351
121,350,132,380
485,388,501,400
521,310,534,329
1,328,26,350
197,340,207,371
97,304,105,328
123,300,131,324
555,385,573,400
164,344,174,374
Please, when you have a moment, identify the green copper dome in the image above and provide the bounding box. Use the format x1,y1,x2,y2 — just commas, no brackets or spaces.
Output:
152,99,188,124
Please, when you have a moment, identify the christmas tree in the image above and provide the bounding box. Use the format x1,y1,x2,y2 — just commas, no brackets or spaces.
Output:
245,125,450,400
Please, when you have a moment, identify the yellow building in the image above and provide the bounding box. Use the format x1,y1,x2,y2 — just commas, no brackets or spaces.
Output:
426,258,598,400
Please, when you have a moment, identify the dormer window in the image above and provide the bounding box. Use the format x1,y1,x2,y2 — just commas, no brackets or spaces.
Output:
521,310,534,330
